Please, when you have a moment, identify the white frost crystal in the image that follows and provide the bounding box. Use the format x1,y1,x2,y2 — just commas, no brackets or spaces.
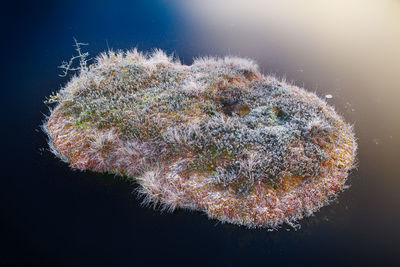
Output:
44,48,357,229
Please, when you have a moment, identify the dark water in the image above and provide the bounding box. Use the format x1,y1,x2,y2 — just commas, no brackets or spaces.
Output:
2,0,400,266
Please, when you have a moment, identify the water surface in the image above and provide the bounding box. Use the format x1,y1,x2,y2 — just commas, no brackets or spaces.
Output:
2,0,399,265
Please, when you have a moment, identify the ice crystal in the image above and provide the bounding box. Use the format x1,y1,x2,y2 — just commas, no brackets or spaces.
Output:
44,47,357,229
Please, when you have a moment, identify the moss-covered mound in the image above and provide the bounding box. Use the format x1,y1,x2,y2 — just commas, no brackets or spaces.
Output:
44,48,357,229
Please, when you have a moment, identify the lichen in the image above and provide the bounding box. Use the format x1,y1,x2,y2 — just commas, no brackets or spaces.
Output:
43,45,357,229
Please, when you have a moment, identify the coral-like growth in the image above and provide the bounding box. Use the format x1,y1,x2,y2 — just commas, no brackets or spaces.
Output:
43,46,357,229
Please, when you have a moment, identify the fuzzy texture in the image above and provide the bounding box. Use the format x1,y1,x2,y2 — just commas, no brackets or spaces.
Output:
43,47,357,229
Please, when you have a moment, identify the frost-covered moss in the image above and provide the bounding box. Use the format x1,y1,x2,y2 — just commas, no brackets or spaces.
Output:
44,46,357,229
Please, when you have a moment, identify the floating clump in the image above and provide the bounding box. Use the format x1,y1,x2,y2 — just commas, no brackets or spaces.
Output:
43,44,357,229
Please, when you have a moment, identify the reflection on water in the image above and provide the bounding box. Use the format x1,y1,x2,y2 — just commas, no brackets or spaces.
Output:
173,0,400,254
4,0,400,265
